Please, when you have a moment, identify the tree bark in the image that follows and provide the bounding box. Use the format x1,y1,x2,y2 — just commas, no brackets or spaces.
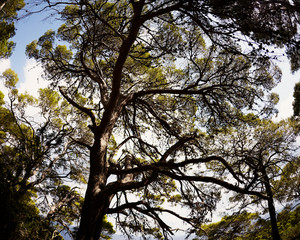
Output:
0,0,7,11
260,166,282,240
76,143,111,240
267,197,282,240
76,94,132,240
76,138,116,240
76,193,112,240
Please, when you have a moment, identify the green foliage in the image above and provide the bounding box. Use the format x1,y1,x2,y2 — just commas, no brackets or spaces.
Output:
0,84,62,238
0,0,25,58
2,68,19,88
198,211,261,240
207,0,300,71
293,82,300,117
273,157,300,203
277,206,300,240
21,1,300,239
206,118,299,240
100,215,116,240
0,180,62,240
196,206,300,240
0,91,5,105
0,69,106,239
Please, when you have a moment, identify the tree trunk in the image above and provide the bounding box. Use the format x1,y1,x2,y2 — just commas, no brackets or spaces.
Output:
260,166,282,240
76,193,112,240
76,140,112,240
76,95,130,240
267,197,282,240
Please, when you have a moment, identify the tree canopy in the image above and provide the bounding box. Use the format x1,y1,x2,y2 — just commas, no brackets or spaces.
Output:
0,0,25,58
293,82,300,117
195,205,300,240
0,68,79,239
1,0,300,240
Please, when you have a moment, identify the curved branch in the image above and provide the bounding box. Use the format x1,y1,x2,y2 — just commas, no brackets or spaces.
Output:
108,199,206,235
108,136,161,164
58,86,96,127
133,206,173,236
83,0,126,41
167,156,245,184
142,2,183,21
110,7,143,100
70,136,92,150
109,200,195,227
107,155,263,199
103,172,158,196
109,154,242,185
137,98,181,138
159,170,268,200
107,200,145,214
160,136,194,162
134,82,246,99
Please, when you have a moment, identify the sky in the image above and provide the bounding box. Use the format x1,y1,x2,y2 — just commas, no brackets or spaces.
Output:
0,4,299,240
0,6,59,98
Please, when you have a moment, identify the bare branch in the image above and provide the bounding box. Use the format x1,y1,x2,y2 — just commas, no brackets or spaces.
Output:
160,136,195,162
58,86,96,127
103,171,158,196
70,136,92,150
159,170,268,200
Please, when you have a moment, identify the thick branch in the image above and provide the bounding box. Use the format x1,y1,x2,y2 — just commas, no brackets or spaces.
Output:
103,172,158,196
134,82,244,99
70,136,92,150
109,155,242,184
160,170,268,200
168,156,245,184
107,159,265,200
110,6,143,100
142,2,183,21
160,136,194,162
108,201,194,225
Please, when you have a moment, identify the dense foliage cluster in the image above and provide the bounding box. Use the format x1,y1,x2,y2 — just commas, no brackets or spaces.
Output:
0,69,114,239
0,0,25,58
196,205,300,240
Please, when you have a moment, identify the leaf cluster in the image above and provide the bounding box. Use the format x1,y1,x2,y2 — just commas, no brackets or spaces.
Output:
0,69,93,239
195,205,300,240
0,0,25,58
